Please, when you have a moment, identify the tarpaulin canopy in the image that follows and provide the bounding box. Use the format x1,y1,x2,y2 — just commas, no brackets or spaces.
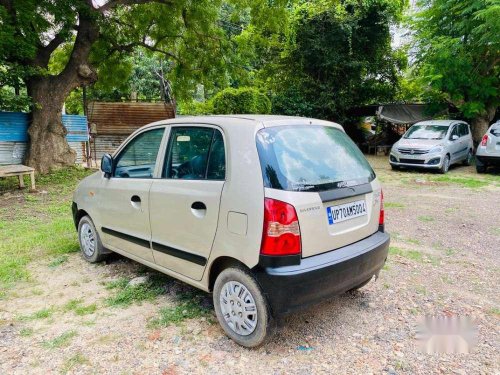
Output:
376,104,433,125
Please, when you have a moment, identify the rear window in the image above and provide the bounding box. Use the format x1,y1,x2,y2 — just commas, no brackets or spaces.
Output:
256,126,375,192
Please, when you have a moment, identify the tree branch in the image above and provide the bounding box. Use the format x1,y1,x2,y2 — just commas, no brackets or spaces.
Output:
97,0,173,13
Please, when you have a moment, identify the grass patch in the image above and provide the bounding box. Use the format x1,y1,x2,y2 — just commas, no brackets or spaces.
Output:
149,291,211,328
389,246,439,265
405,238,421,245
61,352,90,374
48,255,69,268
0,167,94,294
429,175,489,188
19,327,34,337
385,202,405,209
487,307,500,317
63,298,98,316
19,307,54,321
105,274,169,307
490,227,500,236
42,330,77,349
418,215,434,222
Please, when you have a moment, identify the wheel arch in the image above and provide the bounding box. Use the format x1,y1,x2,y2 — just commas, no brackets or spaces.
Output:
208,256,248,292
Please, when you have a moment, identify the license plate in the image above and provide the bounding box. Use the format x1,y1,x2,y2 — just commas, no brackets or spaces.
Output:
327,199,367,225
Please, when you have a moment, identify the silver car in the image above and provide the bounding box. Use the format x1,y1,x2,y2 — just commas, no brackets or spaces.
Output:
476,121,500,173
72,115,389,347
389,120,473,174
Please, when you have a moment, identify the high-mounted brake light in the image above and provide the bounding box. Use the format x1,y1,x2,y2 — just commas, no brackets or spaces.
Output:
261,198,301,256
481,134,488,146
379,190,385,226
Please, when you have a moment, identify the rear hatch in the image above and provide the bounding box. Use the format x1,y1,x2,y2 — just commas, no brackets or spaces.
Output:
487,124,500,155
256,125,381,258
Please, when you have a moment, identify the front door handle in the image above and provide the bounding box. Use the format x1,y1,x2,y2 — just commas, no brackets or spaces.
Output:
131,195,142,209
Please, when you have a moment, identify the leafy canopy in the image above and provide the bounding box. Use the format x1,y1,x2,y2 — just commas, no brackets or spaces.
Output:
255,0,407,123
410,0,499,119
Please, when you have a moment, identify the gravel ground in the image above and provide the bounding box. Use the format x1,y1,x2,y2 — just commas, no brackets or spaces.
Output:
1,156,499,374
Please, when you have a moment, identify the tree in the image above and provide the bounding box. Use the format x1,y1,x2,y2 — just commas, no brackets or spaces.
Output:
211,87,271,114
0,0,281,172
256,0,407,128
410,0,499,142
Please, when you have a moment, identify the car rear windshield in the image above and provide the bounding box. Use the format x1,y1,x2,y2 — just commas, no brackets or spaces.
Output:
404,124,448,140
256,126,375,192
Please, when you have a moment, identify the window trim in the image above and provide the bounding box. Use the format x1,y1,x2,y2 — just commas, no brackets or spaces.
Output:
160,125,227,181
110,126,167,179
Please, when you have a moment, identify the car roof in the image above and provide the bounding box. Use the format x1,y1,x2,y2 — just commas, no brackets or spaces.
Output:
413,119,466,126
144,114,341,130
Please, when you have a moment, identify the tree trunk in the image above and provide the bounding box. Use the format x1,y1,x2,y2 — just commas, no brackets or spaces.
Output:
24,11,99,173
471,105,497,144
24,78,76,174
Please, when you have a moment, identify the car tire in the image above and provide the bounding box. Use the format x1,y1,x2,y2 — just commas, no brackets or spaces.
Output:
475,158,487,173
439,154,450,174
476,164,487,173
77,215,108,263
390,164,400,171
213,266,274,348
463,150,473,166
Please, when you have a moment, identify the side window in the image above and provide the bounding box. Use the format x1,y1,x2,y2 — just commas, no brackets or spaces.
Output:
459,123,469,136
164,127,225,180
113,128,164,178
450,126,459,139
207,130,226,180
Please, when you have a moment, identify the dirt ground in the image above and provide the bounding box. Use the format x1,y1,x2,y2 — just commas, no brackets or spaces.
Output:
1,156,499,374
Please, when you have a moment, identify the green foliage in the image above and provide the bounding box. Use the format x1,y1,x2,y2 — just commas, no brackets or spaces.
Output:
210,87,271,114
149,290,211,327
257,0,407,123
42,330,78,349
410,0,499,122
105,274,169,307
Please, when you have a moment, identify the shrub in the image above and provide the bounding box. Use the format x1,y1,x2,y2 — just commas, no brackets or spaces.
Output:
210,87,271,114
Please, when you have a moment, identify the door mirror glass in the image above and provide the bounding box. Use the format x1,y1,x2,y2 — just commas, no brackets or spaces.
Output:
452,134,459,141
101,153,113,177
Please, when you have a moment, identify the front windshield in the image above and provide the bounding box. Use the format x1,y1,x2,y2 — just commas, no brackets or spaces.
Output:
404,125,448,140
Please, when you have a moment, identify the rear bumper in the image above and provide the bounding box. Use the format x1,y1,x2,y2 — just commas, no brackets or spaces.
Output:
476,155,500,165
253,231,390,315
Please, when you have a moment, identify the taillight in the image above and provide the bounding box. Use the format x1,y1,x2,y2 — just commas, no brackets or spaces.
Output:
481,134,488,146
261,198,301,256
379,190,385,226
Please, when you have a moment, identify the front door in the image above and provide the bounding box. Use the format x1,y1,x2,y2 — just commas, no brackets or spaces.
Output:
448,125,462,163
99,127,165,263
149,126,226,280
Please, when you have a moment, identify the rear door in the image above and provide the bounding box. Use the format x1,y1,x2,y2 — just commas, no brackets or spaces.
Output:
149,125,226,280
256,125,381,258
99,127,165,263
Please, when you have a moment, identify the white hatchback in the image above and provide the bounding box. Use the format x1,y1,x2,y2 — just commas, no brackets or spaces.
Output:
72,115,389,347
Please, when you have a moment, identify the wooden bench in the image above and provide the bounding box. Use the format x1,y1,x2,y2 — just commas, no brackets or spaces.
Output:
0,165,36,190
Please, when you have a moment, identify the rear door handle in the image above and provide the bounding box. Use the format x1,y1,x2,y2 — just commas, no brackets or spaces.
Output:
191,201,206,210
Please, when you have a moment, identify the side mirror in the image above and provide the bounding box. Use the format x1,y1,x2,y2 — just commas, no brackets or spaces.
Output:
451,134,459,141
101,153,113,178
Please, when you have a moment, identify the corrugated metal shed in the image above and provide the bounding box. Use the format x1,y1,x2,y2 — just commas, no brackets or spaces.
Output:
87,102,175,158
0,111,89,165
87,102,175,135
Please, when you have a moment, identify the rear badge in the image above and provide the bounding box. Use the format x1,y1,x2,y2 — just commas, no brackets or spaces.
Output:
299,205,322,216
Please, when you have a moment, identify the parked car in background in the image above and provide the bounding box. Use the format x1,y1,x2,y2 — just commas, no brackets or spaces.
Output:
72,115,389,348
389,120,473,174
476,121,500,173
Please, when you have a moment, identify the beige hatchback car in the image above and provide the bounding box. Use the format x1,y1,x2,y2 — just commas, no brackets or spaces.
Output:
72,115,389,347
